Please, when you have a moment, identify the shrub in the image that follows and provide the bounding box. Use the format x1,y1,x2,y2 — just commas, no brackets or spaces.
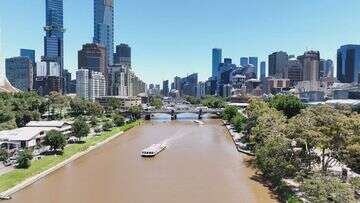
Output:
0,149,9,162
72,117,90,140
113,114,125,127
103,121,113,131
16,150,33,169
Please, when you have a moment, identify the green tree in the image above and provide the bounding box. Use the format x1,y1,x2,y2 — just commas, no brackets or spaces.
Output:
103,121,113,131
90,116,97,127
255,135,299,184
231,113,246,133
16,150,33,169
44,130,67,151
301,175,355,203
0,149,9,162
151,97,163,109
184,96,201,105
202,96,225,108
222,106,238,122
113,114,125,127
128,106,142,120
72,117,90,140
269,95,305,118
15,111,34,127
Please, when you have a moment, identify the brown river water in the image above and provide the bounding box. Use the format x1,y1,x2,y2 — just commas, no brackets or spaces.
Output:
7,115,278,203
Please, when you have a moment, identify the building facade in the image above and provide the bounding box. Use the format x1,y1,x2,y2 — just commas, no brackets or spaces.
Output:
212,48,222,80
93,0,114,65
163,80,169,97
337,45,360,83
248,57,258,77
240,57,249,67
260,61,266,79
268,51,288,78
78,43,108,82
20,49,36,64
5,57,33,91
76,69,106,101
114,44,131,67
298,51,320,81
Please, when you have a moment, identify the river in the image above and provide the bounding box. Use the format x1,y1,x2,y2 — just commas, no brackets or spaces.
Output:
7,114,278,203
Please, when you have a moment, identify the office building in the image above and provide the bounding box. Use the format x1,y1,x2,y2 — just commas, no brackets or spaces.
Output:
76,69,106,101
20,49,35,64
287,59,303,86
337,45,360,83
240,57,249,67
163,80,169,97
268,51,288,78
94,0,114,65
78,43,108,81
114,44,131,67
196,82,206,98
212,48,222,80
34,76,61,96
5,57,33,91
298,51,320,81
260,61,266,79
249,57,258,76
325,59,334,78
174,76,182,91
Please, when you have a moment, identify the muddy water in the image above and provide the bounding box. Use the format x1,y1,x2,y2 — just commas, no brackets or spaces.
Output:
8,116,278,203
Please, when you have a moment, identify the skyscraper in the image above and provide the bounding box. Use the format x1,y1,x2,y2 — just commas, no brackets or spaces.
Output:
163,80,169,97
268,51,289,78
298,51,320,81
114,44,131,67
78,43,108,80
325,59,334,78
212,48,222,80
240,57,249,67
5,57,33,91
260,61,266,79
20,49,36,65
94,0,114,65
337,45,360,83
43,0,64,75
249,57,258,76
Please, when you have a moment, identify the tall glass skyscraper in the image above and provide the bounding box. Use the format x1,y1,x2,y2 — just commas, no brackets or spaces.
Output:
260,61,266,79
240,57,249,67
212,48,222,80
337,45,360,83
44,0,64,70
249,57,258,76
20,49,36,64
94,0,114,65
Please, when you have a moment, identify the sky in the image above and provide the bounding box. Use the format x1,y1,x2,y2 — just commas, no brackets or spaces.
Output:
1,0,360,84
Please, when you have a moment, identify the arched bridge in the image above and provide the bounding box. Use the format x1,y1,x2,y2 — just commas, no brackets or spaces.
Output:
143,108,223,120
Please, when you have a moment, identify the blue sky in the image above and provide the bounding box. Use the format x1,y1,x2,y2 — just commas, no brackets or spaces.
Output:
1,0,360,84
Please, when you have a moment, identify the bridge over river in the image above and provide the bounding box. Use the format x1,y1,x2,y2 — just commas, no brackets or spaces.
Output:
143,108,224,120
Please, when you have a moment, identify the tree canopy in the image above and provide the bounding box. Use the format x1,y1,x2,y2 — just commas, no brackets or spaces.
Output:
44,130,67,151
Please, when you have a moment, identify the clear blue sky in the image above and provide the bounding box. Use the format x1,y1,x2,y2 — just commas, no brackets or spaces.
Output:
1,0,360,84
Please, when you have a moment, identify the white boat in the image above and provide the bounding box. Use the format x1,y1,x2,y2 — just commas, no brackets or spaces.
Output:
141,143,167,157
193,120,204,125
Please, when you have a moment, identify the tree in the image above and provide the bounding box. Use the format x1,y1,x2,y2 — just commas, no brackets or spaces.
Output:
90,116,97,127
184,96,201,105
301,175,355,203
128,106,142,120
15,111,33,127
86,101,104,116
222,106,238,122
113,114,125,127
202,96,225,108
0,149,9,162
103,121,113,131
269,95,305,118
44,130,66,151
255,135,299,184
16,150,33,169
231,113,246,133
69,97,87,116
150,97,163,109
72,117,90,140
48,91,67,119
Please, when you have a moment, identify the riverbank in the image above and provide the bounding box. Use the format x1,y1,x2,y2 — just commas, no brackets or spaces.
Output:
0,120,143,196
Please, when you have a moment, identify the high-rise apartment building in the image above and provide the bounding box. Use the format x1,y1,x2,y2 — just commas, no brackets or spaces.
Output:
114,44,131,67
5,57,33,91
287,59,303,85
212,48,222,80
42,0,64,93
94,0,114,65
268,51,289,78
298,51,320,81
76,69,106,101
337,45,360,83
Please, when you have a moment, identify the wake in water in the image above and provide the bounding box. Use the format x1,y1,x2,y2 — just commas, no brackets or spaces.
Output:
160,131,185,147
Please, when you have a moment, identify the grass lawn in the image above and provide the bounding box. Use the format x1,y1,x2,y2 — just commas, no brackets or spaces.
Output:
0,120,143,193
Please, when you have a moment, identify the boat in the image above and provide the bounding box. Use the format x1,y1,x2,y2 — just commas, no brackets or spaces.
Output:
193,120,204,125
0,195,12,200
141,143,167,157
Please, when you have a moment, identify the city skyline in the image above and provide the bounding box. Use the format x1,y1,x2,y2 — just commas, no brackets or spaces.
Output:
1,0,360,84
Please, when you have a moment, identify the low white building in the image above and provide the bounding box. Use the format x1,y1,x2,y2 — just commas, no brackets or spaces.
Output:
26,121,73,136
0,127,47,150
